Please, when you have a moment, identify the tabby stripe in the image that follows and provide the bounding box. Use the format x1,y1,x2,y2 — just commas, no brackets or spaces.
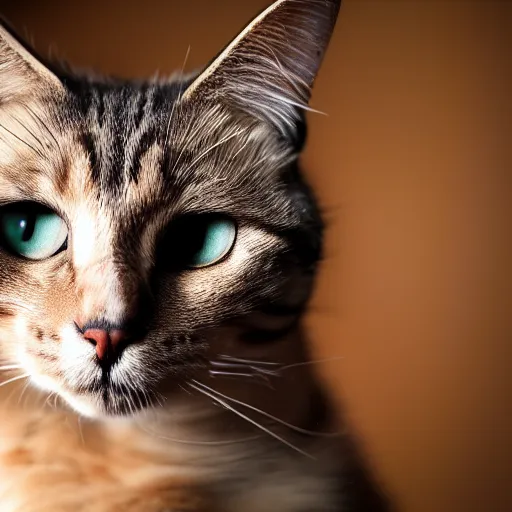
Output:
0,306,16,317
82,132,99,182
128,128,156,183
95,90,105,127
133,85,149,130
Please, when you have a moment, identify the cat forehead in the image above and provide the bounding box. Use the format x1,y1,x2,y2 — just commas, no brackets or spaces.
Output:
0,80,291,222
74,81,180,189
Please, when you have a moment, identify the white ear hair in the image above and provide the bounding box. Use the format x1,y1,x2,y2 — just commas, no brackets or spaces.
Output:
182,0,341,138
0,20,63,103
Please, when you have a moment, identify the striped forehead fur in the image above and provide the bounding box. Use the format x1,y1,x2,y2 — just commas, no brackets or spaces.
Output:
0,3,393,512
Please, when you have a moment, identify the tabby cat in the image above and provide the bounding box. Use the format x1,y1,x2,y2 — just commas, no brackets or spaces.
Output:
0,0,389,510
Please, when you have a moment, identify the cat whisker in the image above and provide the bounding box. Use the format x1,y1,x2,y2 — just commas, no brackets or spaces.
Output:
8,111,47,154
129,390,138,417
17,379,31,406
164,44,191,160
171,105,230,175
23,102,66,163
137,388,150,413
154,392,166,409
184,128,246,173
178,383,193,396
164,48,189,149
210,369,254,378
77,415,86,446
213,355,346,376
254,367,281,377
0,299,34,312
210,360,279,375
192,379,339,438
177,44,191,96
164,97,178,150
0,365,23,371
209,360,279,386
4,381,23,408
142,386,164,410
279,356,345,372
0,373,30,389
44,391,56,409
209,370,274,389
0,121,46,160
188,381,314,459
39,390,57,412
124,388,134,416
217,355,346,374
137,418,261,447
217,355,281,366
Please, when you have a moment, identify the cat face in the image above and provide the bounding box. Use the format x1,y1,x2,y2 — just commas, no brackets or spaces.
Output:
0,0,340,417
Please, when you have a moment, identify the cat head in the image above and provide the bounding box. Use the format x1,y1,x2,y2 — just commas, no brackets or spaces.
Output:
0,0,340,418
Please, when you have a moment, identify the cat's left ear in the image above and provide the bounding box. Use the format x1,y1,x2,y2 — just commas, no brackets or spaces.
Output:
0,19,64,103
182,0,341,145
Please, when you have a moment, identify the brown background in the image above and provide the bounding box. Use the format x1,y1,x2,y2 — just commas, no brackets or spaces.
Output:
2,1,510,511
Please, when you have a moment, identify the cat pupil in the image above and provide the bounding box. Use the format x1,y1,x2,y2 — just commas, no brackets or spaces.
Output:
159,215,237,270
186,222,208,256
20,216,35,242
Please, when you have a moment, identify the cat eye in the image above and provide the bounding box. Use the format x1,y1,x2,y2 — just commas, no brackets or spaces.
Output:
160,214,237,269
0,202,68,260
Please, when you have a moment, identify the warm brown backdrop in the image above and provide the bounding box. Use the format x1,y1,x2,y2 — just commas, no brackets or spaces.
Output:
2,1,510,511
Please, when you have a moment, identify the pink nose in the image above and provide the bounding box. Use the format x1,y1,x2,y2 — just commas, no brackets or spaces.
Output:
83,328,128,361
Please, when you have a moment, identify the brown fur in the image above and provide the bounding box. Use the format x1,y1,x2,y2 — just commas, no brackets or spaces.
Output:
0,1,391,510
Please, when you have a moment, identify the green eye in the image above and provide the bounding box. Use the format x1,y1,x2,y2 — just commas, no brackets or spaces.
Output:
0,202,68,260
188,217,237,268
161,215,237,270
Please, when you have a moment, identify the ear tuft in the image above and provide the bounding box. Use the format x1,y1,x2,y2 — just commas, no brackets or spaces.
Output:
183,0,341,141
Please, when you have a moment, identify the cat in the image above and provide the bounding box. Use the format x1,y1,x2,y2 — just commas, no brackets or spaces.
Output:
0,0,390,510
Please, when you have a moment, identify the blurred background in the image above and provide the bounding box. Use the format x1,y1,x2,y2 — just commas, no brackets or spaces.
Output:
2,1,510,511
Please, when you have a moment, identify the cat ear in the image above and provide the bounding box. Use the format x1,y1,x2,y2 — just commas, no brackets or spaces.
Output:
182,0,341,142
0,19,63,103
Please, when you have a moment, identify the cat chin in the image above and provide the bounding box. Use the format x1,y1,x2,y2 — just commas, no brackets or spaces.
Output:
26,370,137,419
26,372,100,417
61,388,152,418
59,391,101,418
55,390,148,419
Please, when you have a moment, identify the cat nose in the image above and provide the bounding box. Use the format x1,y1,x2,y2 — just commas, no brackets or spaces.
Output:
82,327,129,361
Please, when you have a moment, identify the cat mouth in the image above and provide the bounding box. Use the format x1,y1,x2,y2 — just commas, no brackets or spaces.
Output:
73,374,158,416
55,334,205,416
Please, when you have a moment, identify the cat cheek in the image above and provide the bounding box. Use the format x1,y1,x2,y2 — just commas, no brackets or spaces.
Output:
0,316,24,363
22,332,60,369
18,325,91,396
177,227,282,299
